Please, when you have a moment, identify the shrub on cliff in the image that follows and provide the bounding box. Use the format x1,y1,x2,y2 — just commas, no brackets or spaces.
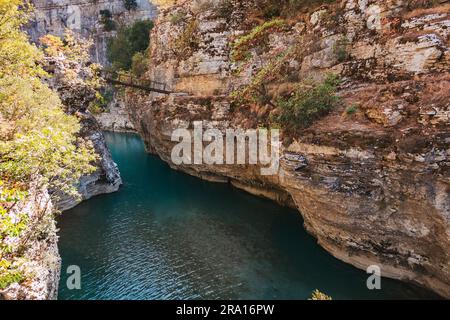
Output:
131,51,150,77
170,10,187,25
107,19,154,71
40,31,106,114
123,0,138,11
171,18,200,59
276,74,341,130
231,18,286,62
100,9,116,31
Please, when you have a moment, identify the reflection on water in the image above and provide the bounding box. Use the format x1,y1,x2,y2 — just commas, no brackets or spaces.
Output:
57,132,437,300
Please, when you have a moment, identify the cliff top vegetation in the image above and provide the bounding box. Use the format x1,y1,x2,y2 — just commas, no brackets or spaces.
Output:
107,19,154,74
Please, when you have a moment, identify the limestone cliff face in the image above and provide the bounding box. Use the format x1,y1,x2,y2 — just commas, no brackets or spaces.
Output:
27,0,152,133
28,0,157,65
94,93,136,132
55,114,123,211
126,0,450,297
43,47,122,211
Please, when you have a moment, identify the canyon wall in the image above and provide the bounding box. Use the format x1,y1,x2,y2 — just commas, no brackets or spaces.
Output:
42,37,123,211
26,1,162,208
27,0,149,133
55,115,123,211
28,0,157,65
126,0,450,297
1,1,158,300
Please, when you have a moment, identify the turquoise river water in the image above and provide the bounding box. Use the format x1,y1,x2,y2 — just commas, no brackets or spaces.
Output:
57,132,437,300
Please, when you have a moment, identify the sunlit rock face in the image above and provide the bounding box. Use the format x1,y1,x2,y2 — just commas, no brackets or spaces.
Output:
27,0,157,65
55,117,123,212
94,93,137,132
42,40,122,211
126,0,450,297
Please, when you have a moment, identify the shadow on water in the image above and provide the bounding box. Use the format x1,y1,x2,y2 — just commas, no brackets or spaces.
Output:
57,132,440,300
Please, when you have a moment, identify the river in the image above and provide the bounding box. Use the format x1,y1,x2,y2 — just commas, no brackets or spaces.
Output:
57,132,437,300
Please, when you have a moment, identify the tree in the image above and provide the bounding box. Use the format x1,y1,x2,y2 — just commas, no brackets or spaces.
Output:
107,19,154,71
107,30,133,70
128,20,154,53
123,0,138,11
0,0,96,289
131,51,149,77
100,9,116,31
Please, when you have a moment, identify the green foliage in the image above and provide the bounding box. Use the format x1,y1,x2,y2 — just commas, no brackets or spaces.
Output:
107,20,154,71
89,87,115,114
0,259,23,289
0,184,26,288
89,92,107,114
231,46,296,104
276,74,341,130
0,183,28,254
128,20,154,53
0,0,97,289
107,31,132,70
346,104,358,115
41,31,106,114
0,1,42,80
0,3,97,196
170,11,187,25
333,36,349,63
100,88,115,110
100,9,112,18
171,19,199,59
131,51,149,77
310,289,333,300
100,9,116,31
123,0,137,11
231,19,286,62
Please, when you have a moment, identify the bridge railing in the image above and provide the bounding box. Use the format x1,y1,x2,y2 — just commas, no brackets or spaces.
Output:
102,70,169,93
